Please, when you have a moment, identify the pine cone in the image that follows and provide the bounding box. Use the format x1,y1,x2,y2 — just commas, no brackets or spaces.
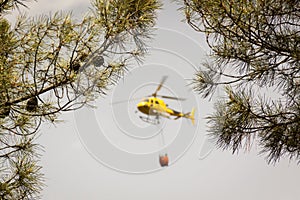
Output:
26,97,38,112
0,104,10,118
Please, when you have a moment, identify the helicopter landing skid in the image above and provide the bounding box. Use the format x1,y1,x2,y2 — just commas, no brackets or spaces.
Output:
139,116,160,125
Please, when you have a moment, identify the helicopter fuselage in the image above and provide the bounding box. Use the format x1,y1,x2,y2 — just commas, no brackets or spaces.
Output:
137,97,182,118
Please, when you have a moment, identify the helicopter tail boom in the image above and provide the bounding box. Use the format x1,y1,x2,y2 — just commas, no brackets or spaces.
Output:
173,108,196,125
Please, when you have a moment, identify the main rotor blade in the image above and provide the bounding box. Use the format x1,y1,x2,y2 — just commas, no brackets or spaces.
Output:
152,76,168,97
110,97,144,105
157,95,186,101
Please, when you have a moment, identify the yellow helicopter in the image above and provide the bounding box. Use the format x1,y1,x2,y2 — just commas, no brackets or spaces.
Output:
136,76,195,125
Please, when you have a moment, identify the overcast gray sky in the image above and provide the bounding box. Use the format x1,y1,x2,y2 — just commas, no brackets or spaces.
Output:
7,0,300,200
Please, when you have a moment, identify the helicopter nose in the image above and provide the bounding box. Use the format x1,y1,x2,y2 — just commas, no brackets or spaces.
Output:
137,102,148,113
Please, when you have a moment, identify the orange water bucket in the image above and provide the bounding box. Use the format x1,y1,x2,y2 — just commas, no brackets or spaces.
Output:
159,154,169,167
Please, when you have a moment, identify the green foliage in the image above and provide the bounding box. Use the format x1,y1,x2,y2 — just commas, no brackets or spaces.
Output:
92,0,160,38
180,0,300,163
0,0,161,199
0,0,32,16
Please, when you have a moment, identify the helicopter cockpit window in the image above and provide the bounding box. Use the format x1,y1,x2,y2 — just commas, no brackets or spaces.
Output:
155,101,159,104
150,100,153,103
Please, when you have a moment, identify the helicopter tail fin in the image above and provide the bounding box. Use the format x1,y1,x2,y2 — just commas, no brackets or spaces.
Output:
189,108,195,125
183,108,195,125
174,108,196,125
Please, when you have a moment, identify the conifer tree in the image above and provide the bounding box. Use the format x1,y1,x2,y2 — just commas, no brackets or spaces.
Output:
0,0,161,199
179,0,300,163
